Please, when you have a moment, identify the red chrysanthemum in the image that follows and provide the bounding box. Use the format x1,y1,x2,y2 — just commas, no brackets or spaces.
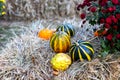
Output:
101,9,107,13
105,23,110,29
100,18,105,23
113,25,118,30
116,14,120,19
108,6,116,12
116,34,120,39
90,7,96,12
106,17,112,24
112,0,119,5
112,17,118,23
80,13,86,19
99,0,108,6
106,34,113,41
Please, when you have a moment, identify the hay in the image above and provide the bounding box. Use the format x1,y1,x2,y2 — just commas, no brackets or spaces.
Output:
0,18,120,80
3,0,84,20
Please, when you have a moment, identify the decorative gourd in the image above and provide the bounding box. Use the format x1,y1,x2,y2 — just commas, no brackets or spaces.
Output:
38,28,55,40
69,40,94,61
56,23,75,37
50,53,72,71
50,31,71,53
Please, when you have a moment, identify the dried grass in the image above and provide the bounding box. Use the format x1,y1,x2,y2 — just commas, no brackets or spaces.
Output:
2,0,84,20
0,18,120,80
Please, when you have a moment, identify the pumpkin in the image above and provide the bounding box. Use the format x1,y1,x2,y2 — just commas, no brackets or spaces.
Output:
38,28,55,40
50,53,72,71
94,30,99,37
56,23,75,37
94,29,108,37
50,31,71,53
69,40,94,61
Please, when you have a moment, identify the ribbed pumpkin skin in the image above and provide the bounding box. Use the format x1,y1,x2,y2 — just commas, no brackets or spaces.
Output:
56,23,75,37
69,40,94,61
50,31,71,53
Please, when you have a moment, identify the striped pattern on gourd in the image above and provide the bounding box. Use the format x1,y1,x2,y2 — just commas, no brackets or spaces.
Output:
69,40,94,61
56,23,75,37
50,31,71,53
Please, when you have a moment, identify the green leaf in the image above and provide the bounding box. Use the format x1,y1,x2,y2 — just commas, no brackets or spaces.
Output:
107,1,113,7
115,5,120,13
101,50,109,58
91,2,99,7
100,39,106,49
89,20,96,25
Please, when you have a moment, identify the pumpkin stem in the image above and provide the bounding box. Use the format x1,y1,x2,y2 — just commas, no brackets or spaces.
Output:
73,40,79,46
75,42,79,46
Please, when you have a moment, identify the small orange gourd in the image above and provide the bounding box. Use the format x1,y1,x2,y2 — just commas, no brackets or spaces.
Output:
38,28,55,40
102,29,107,35
94,29,108,37
94,30,99,37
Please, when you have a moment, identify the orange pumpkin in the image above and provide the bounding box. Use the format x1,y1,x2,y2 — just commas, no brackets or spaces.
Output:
38,28,55,40
94,29,108,37
94,30,99,37
102,29,107,35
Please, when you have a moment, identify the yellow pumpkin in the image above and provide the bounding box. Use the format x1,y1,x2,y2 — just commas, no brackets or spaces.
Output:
50,53,72,71
38,28,55,40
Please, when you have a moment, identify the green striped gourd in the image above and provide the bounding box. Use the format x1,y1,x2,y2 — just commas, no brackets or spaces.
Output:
56,23,75,37
69,40,94,61
50,31,71,53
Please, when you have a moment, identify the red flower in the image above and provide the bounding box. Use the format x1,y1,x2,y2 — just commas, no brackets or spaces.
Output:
80,13,86,19
105,23,110,29
116,14,120,19
83,0,90,6
113,25,118,30
77,4,84,10
108,6,116,12
112,6,116,11
86,3,91,6
82,20,86,24
112,0,119,5
100,18,105,23
83,0,89,3
101,9,107,13
106,34,113,41
116,34,120,39
99,0,108,6
90,7,96,12
106,17,112,24
109,15,118,23
112,17,118,23
108,7,113,12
